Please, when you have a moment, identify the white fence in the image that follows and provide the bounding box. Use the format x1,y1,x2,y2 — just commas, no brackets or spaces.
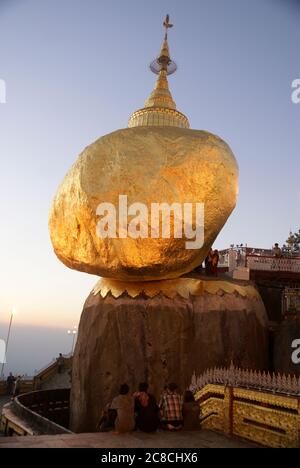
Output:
247,255,300,273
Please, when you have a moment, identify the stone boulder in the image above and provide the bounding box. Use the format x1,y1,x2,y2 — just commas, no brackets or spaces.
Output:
70,277,269,432
49,126,238,281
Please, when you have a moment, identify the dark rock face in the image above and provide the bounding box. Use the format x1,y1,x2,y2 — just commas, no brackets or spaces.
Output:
70,288,268,432
257,284,283,322
274,319,300,375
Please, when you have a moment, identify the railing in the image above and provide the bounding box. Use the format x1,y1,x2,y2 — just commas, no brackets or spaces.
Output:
219,247,300,274
34,352,72,376
196,384,300,448
1,388,72,436
32,354,72,390
190,363,300,396
0,379,34,396
191,365,300,448
0,355,73,396
246,255,300,274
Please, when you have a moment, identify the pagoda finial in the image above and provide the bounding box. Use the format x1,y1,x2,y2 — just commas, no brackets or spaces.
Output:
150,14,177,76
163,14,173,40
128,15,189,129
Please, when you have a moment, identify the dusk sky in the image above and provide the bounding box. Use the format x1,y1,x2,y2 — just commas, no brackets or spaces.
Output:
0,0,299,342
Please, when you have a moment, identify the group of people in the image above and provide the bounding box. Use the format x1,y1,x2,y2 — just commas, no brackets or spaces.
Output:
205,248,219,276
99,382,201,434
6,373,23,397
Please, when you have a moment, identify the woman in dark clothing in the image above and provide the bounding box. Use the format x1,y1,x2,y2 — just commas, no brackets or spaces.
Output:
134,382,159,432
182,390,201,431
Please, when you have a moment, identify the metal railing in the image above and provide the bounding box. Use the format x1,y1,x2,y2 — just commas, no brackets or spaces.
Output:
0,355,73,396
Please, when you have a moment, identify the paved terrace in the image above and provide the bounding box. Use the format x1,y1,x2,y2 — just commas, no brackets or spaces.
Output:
0,430,260,448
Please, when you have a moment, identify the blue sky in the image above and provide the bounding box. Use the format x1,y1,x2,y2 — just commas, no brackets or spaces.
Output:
0,0,299,330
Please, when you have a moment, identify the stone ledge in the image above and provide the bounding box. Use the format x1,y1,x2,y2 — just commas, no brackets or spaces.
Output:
0,429,260,448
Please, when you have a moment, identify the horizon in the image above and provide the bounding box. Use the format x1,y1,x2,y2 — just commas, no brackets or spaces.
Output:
0,0,299,372
0,321,75,377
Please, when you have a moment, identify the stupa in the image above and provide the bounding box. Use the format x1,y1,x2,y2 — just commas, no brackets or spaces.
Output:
49,15,238,281
49,16,269,432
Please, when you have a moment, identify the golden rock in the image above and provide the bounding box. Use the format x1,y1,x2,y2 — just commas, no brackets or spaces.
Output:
49,17,238,281
49,125,238,281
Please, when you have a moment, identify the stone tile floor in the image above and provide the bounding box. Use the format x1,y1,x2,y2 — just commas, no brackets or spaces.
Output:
0,430,260,448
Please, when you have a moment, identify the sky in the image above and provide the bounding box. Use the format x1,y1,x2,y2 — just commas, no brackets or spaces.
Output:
0,322,74,376
0,0,299,370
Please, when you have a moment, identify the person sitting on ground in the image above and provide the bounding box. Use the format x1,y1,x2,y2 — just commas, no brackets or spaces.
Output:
134,382,159,433
110,383,135,434
159,382,183,431
273,243,282,258
182,390,201,431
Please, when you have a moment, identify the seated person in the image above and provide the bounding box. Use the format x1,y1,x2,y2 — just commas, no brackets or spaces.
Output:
159,382,183,430
110,383,135,434
134,382,159,433
182,390,201,431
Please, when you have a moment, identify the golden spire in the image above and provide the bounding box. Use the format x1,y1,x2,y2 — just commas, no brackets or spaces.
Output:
144,69,176,110
128,15,190,129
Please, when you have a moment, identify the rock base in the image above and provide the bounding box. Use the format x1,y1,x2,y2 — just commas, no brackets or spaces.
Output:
70,277,269,432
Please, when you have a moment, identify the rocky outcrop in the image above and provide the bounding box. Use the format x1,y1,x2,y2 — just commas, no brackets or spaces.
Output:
49,126,238,281
70,278,269,433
